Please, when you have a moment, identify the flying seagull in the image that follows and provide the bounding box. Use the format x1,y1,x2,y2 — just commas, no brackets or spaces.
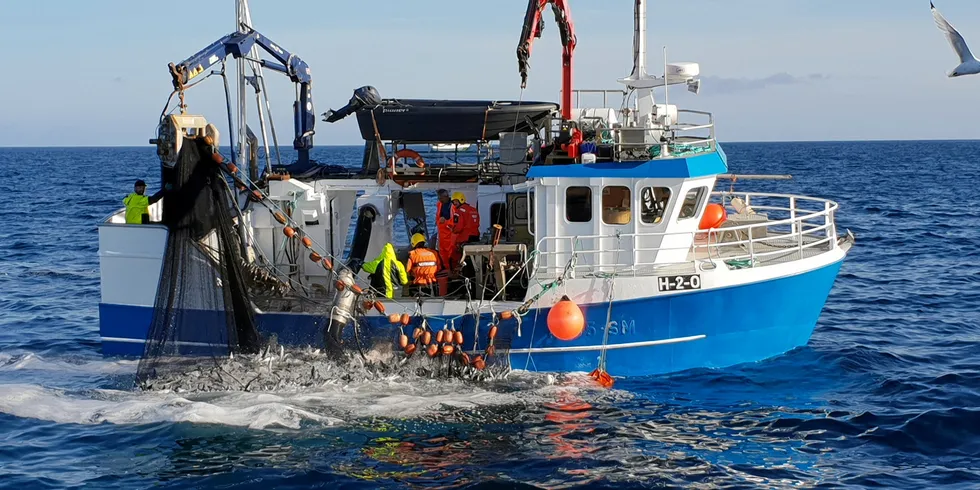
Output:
932,1,980,77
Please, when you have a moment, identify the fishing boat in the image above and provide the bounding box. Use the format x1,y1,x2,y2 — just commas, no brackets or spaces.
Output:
98,0,853,383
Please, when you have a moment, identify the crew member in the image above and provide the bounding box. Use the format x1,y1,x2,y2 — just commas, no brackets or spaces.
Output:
361,243,409,299
451,192,481,285
406,233,442,296
123,179,165,224
451,191,481,245
435,189,456,273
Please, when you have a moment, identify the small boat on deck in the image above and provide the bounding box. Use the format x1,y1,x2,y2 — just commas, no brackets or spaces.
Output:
97,0,853,384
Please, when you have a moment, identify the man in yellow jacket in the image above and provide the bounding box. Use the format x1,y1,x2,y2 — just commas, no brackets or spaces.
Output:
123,179,165,224
361,243,409,299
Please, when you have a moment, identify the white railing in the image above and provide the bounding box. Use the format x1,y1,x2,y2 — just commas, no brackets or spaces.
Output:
568,89,716,160
531,191,840,278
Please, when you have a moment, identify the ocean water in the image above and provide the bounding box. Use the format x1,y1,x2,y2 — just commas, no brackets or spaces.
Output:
1,141,979,489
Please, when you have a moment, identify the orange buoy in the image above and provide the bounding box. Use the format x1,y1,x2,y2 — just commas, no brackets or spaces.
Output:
272,212,287,225
473,356,486,370
436,330,445,344
412,327,422,339
698,203,728,230
405,344,417,355
547,295,586,341
427,344,439,357
400,313,411,326
301,236,313,248
227,164,238,174
442,344,455,355
453,330,463,345
283,226,296,238
204,135,215,146
388,313,401,324
321,258,333,271
500,310,513,321
362,300,374,310
373,300,386,314
461,352,471,366
422,331,432,345
398,334,409,349
335,280,346,291
309,251,322,263
488,325,498,340
486,345,496,358
351,284,364,295
212,152,224,164
251,190,263,201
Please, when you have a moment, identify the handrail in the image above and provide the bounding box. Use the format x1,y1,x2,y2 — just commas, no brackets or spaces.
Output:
530,192,841,278
564,88,716,160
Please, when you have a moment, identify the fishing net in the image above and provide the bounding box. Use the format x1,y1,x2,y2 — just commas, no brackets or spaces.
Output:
136,136,263,388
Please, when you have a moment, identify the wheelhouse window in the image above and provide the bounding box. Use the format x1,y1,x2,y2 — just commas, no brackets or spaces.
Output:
677,186,707,221
639,186,671,224
601,186,631,225
565,186,592,223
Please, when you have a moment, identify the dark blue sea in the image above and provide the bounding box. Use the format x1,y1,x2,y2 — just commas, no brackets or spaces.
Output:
1,141,979,489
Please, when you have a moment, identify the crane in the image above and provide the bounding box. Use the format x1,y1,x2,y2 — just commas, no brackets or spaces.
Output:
516,0,577,120
168,28,316,169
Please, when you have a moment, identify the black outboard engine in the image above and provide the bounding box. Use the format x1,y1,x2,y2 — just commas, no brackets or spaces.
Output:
322,86,382,123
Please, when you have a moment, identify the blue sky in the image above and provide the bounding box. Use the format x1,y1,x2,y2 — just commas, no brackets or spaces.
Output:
1,0,979,146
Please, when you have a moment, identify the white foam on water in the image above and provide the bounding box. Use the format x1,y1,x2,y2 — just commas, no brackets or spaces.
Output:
0,371,627,431
0,349,633,431
0,351,137,375
0,384,339,430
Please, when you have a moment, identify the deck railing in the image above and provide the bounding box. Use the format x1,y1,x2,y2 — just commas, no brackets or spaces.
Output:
568,89,716,160
531,191,840,278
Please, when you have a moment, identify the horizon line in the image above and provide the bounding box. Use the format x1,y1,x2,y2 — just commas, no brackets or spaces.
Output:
2,136,980,149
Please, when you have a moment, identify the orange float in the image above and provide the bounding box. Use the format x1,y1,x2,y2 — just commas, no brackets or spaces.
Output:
273,212,287,225
321,258,333,271
400,313,411,326
404,344,417,355
547,295,585,341
309,251,322,263
301,236,313,248
373,301,386,314
698,203,727,230
283,226,296,238
398,334,409,349
388,313,401,324
500,310,513,321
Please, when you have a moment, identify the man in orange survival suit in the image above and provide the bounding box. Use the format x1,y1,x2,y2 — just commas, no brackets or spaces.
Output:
435,189,456,273
406,233,443,296
450,191,481,277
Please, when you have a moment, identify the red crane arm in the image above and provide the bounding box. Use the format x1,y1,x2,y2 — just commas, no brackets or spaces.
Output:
516,0,576,120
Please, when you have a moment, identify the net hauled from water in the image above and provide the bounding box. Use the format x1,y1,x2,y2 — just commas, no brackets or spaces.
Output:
136,136,262,387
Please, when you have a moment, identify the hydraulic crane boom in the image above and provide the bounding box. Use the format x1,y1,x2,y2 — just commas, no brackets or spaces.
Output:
169,29,315,168
516,0,576,120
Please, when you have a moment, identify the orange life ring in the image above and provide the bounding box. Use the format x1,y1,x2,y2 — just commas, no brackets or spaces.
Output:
388,149,426,172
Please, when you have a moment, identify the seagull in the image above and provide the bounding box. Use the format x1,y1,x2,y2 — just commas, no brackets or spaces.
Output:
932,1,980,77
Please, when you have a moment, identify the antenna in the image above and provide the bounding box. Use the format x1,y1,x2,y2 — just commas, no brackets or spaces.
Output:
663,46,669,120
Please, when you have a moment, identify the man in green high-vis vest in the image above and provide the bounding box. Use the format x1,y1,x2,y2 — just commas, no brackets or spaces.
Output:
123,179,165,224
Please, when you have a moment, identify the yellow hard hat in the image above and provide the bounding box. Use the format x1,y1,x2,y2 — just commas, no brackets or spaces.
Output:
451,191,465,203
410,233,426,247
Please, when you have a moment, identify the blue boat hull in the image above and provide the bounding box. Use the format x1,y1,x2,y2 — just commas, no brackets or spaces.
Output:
99,259,842,377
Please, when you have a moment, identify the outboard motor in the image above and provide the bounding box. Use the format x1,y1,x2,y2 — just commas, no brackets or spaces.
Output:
322,86,382,123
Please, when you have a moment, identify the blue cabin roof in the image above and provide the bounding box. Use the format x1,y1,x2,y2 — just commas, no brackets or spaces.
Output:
526,144,728,179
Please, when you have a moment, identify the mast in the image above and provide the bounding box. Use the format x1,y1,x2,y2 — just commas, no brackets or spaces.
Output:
628,0,647,80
